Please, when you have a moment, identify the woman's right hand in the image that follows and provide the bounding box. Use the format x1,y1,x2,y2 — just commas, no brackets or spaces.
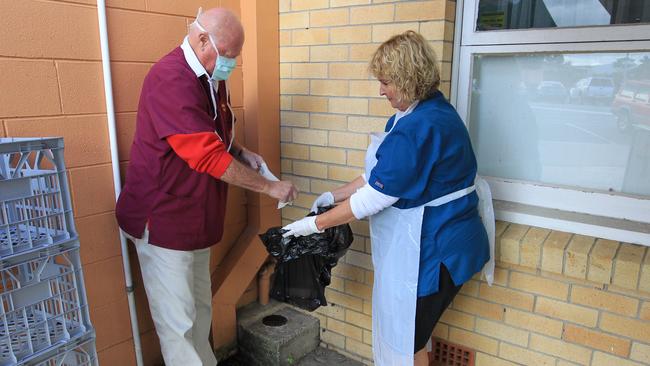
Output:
311,191,335,213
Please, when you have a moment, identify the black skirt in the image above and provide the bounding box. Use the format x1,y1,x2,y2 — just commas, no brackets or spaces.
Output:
413,264,463,353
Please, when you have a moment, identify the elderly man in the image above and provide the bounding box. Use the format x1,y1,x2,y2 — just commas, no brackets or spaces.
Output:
116,7,297,366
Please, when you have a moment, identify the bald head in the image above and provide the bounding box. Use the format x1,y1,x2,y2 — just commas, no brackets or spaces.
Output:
189,7,244,72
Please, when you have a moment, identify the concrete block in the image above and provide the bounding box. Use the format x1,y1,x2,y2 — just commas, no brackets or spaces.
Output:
85,256,127,309
111,62,152,113
0,0,100,60
238,303,320,366
69,164,117,217
0,59,61,118
106,8,187,62
78,212,122,265
91,296,132,352
116,112,137,159
56,61,106,114
4,115,110,168
97,339,136,366
146,0,209,17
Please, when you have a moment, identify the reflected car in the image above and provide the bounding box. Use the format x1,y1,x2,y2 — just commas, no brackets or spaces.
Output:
611,81,650,132
569,77,615,104
536,81,568,103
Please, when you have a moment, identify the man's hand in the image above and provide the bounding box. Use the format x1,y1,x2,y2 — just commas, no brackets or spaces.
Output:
238,147,265,171
282,216,323,237
265,180,298,203
310,191,334,213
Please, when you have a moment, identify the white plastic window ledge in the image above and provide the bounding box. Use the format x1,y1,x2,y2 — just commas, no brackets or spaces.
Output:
486,178,650,246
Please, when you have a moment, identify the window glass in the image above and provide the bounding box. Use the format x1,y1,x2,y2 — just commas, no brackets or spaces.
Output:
635,88,650,103
477,0,650,31
469,52,650,196
620,88,636,98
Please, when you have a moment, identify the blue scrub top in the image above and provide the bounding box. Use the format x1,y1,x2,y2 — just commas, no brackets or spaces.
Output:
368,91,490,297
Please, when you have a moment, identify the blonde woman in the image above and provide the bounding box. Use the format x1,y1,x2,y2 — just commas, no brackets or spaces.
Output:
282,31,491,366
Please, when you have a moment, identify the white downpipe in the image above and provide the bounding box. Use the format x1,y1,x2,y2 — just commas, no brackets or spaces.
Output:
96,1,144,365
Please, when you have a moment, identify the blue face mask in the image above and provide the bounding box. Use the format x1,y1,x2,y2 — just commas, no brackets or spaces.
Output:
194,9,237,81
212,52,236,81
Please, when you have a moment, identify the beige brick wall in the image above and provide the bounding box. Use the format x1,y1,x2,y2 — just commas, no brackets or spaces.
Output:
442,224,650,366
279,1,650,365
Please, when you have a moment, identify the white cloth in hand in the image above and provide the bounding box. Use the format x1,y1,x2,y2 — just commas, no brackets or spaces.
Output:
282,216,323,237
259,163,291,209
310,192,334,213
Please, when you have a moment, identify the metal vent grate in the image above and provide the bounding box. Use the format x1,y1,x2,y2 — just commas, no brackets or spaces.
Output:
430,338,475,366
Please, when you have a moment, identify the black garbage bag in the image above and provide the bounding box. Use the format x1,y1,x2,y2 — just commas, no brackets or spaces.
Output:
259,206,354,311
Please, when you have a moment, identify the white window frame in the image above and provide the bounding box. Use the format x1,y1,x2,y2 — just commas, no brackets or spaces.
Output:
452,0,650,245
461,0,650,46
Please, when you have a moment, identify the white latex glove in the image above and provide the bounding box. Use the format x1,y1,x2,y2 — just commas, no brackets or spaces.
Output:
239,148,265,171
282,216,323,238
310,192,334,213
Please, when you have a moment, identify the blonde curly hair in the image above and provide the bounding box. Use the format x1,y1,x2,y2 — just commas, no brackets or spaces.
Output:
369,30,441,105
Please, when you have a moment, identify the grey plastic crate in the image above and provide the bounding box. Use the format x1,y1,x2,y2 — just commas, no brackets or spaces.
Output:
32,337,96,366
0,138,76,259
0,247,92,366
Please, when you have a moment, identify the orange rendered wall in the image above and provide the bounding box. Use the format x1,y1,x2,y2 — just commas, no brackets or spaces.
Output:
0,1,247,365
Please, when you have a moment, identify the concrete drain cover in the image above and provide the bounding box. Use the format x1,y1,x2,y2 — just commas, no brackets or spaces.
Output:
262,314,288,327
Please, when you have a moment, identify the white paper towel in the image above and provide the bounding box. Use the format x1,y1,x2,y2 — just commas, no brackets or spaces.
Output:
259,163,291,209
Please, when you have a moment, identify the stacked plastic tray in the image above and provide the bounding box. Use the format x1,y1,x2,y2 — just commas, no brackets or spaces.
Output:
0,138,96,366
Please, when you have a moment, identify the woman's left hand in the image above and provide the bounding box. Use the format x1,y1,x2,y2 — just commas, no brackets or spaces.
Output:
282,216,323,237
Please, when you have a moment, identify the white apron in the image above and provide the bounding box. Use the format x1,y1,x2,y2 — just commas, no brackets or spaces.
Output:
365,124,495,366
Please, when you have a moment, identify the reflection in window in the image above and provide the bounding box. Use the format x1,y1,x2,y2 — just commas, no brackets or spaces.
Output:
469,52,650,196
477,0,650,31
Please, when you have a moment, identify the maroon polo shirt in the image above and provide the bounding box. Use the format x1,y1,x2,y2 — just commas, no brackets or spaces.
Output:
116,47,234,251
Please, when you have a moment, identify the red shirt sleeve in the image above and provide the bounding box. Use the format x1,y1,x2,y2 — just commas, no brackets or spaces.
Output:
167,132,234,178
